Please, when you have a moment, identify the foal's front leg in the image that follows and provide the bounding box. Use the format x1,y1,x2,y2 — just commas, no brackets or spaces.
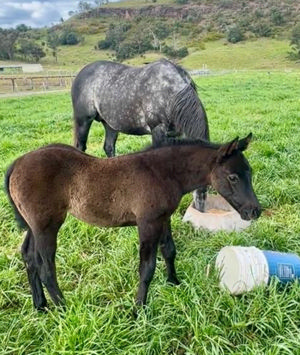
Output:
136,219,162,306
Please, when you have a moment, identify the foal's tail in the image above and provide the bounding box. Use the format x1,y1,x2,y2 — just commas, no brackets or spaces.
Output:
5,162,28,229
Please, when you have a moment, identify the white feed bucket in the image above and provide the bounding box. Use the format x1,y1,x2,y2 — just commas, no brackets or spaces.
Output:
216,246,300,295
183,195,251,232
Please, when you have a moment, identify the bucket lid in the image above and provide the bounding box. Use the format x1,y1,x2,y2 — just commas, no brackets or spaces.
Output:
216,246,269,295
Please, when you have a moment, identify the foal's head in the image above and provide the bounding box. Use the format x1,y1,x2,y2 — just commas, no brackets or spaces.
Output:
211,133,261,220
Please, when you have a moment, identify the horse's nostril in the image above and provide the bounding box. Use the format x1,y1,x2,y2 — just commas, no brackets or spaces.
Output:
252,207,261,219
240,209,250,221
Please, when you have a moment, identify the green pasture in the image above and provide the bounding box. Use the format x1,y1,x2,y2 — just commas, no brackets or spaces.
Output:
0,71,300,354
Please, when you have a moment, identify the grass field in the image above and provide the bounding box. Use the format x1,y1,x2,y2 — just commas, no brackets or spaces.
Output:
0,71,300,354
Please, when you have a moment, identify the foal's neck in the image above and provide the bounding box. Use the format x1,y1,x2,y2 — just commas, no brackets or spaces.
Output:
162,145,217,194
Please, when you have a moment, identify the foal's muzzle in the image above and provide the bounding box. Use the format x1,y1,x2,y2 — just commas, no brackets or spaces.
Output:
240,205,261,221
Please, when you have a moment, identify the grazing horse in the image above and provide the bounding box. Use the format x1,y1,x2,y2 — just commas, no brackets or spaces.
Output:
72,58,209,211
5,133,260,311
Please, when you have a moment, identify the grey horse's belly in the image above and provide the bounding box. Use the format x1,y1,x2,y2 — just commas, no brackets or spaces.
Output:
99,100,153,135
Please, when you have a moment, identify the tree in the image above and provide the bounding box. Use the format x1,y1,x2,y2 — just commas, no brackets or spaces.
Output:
16,24,31,32
0,29,18,60
270,7,285,26
94,0,109,6
162,45,188,59
102,23,131,51
78,1,92,13
18,39,46,62
227,25,244,43
30,45,46,62
290,24,300,59
147,23,170,52
60,29,82,45
251,22,272,37
47,31,60,62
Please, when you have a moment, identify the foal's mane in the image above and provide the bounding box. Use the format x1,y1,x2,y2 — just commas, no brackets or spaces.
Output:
147,137,221,151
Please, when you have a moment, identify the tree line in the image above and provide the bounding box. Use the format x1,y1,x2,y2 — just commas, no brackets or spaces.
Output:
0,25,83,63
98,20,189,61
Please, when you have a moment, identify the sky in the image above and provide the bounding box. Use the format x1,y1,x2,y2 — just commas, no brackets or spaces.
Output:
0,0,87,29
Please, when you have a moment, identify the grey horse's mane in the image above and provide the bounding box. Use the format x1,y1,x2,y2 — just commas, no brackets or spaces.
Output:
165,61,208,140
169,82,209,140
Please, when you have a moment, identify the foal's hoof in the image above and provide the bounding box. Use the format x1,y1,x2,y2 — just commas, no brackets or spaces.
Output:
133,299,147,319
36,305,49,313
167,277,180,285
56,303,67,313
132,307,138,319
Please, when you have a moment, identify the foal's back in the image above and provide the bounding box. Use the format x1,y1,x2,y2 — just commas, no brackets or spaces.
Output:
8,144,180,230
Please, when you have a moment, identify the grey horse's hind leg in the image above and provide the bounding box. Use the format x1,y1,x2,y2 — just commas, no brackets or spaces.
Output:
193,187,207,212
74,117,93,152
103,122,119,157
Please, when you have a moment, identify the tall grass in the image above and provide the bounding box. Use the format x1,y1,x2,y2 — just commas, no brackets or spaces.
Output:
0,71,300,354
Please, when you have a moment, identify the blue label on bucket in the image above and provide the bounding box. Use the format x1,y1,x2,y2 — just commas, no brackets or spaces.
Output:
277,264,295,279
263,250,300,284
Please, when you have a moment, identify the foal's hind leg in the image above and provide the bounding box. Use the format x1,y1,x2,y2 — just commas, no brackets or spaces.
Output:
74,116,93,152
160,219,180,285
33,224,65,307
193,186,207,212
103,122,118,157
21,230,47,310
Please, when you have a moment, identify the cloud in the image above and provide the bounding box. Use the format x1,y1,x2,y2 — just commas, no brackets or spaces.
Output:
0,1,78,28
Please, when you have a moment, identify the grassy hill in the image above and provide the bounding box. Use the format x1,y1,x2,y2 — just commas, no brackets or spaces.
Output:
0,0,300,73
43,37,296,72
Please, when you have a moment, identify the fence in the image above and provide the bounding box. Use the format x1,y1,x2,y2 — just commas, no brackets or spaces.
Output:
0,74,76,94
0,66,213,95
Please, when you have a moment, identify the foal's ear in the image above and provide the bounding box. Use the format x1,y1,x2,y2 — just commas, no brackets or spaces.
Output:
238,132,252,151
217,137,239,163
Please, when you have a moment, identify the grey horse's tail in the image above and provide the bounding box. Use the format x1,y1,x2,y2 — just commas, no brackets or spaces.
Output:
5,162,28,229
169,81,209,141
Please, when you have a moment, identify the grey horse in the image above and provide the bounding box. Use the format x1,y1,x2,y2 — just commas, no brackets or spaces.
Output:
71,59,209,211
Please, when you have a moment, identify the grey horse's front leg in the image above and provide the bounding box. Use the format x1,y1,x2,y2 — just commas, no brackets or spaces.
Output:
193,187,207,212
151,124,169,146
103,122,119,157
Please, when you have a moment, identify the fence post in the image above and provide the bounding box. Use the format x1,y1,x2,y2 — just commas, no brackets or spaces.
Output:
11,78,16,92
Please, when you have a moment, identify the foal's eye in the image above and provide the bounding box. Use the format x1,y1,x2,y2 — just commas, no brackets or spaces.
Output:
228,174,239,183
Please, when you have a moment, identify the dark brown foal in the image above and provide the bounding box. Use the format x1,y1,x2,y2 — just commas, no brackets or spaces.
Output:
5,134,261,310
